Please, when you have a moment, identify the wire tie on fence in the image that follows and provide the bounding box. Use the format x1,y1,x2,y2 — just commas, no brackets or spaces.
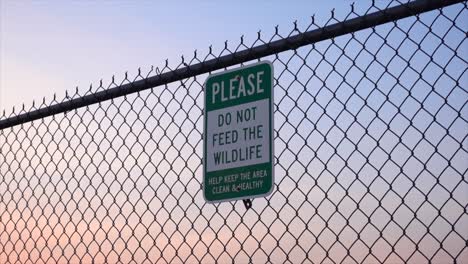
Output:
242,199,252,210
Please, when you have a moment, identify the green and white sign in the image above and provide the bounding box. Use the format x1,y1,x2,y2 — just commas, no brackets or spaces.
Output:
203,61,274,203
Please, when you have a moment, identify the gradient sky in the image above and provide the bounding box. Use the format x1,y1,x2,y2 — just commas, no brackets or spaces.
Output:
1,1,467,263
0,0,350,113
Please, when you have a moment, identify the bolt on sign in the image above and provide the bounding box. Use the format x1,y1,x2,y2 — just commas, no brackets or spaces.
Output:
203,61,274,203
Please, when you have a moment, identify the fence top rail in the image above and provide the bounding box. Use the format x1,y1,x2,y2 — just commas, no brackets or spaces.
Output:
0,0,463,130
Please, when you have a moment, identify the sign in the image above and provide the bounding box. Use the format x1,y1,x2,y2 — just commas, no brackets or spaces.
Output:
203,61,274,203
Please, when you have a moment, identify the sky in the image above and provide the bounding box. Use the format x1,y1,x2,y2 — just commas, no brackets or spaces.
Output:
1,1,467,263
0,0,346,113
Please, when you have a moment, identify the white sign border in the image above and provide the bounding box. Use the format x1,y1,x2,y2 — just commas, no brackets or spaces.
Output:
203,60,275,204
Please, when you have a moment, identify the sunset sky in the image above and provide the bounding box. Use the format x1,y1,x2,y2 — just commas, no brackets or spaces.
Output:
1,1,466,263
0,0,345,112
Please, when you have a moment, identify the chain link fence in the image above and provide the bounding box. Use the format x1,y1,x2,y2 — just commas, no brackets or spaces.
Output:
1,0,467,263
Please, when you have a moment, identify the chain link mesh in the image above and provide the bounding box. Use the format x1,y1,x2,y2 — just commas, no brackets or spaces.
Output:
1,1,467,263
